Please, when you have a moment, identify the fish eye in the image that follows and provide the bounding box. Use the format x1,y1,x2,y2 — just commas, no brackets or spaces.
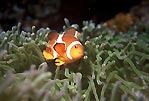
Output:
74,45,77,48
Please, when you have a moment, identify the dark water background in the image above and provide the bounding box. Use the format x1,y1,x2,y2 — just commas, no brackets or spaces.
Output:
0,0,142,31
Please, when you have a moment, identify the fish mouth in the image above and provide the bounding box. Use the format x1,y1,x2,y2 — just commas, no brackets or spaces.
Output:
78,52,84,56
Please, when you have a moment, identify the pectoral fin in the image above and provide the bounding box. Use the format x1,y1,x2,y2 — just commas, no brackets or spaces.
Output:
54,43,66,56
55,59,65,66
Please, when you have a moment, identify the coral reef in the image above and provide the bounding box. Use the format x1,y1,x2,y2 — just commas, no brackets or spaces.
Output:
104,13,138,33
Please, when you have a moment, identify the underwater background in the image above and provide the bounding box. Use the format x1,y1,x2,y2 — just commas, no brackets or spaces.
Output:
0,0,149,101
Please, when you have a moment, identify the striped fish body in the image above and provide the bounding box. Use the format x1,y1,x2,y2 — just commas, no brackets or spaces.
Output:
43,28,84,66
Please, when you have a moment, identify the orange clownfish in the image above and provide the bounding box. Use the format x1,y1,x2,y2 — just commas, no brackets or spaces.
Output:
43,28,84,66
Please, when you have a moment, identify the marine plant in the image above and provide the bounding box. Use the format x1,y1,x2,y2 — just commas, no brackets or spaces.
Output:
0,19,148,101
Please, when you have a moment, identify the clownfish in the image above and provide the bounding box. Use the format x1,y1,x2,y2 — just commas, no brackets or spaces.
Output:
43,28,84,66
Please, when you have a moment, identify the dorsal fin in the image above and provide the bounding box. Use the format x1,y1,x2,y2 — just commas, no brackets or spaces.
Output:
53,43,66,56
63,27,80,39
48,31,59,40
